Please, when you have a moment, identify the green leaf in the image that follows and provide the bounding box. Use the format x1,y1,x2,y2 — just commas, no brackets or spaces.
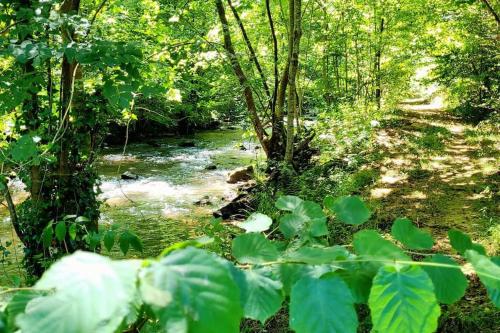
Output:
294,201,328,237
448,229,486,255
140,248,242,333
233,267,283,323
16,252,141,333
232,233,279,264
6,290,46,331
41,224,53,249
119,231,131,255
422,254,467,304
68,224,77,240
277,264,332,295
129,232,143,252
104,230,116,252
279,213,307,239
275,195,303,211
369,265,440,333
465,250,500,307
239,213,272,233
391,218,433,250
75,216,90,223
353,230,409,261
54,222,66,242
284,246,351,265
11,135,37,163
290,276,358,333
336,263,374,303
324,195,371,225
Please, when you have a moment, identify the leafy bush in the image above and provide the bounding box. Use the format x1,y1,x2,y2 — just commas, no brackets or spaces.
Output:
0,196,498,333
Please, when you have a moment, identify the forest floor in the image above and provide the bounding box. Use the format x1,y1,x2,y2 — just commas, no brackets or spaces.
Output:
364,97,499,332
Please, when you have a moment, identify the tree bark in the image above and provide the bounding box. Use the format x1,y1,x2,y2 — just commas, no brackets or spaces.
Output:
266,0,284,160
480,0,500,25
215,0,269,155
284,0,302,164
227,0,271,100
375,18,384,110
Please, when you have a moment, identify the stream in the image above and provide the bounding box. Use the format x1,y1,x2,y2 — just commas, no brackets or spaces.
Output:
0,129,263,284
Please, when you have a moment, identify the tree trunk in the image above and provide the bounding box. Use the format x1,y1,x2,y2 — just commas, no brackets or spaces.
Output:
375,18,384,110
284,0,302,164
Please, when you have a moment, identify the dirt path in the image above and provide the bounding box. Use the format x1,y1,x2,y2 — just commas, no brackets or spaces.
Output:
367,98,499,252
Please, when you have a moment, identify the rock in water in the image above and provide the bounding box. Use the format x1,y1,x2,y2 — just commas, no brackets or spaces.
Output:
227,166,254,184
121,171,139,180
205,164,217,170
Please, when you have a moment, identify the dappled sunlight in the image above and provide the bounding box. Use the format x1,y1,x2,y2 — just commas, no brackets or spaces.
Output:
370,187,393,199
368,99,498,239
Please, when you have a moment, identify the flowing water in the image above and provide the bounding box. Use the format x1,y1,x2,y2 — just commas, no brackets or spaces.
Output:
0,129,263,284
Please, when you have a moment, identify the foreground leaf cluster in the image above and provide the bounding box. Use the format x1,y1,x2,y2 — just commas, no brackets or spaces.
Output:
1,196,498,333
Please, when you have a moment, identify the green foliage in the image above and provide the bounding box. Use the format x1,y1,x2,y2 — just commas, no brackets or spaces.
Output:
369,265,441,333
391,218,434,250
324,195,371,225
140,247,242,333
290,275,358,333
448,229,486,255
16,252,140,333
422,254,468,304
465,250,500,307
239,213,272,233
3,195,498,333
232,233,279,264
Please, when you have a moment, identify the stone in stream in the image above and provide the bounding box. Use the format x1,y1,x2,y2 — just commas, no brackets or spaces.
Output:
194,195,212,206
227,166,254,184
179,140,196,147
205,164,217,170
121,171,139,180
239,144,247,151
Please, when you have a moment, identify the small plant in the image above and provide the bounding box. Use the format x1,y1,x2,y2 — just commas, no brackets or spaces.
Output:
0,195,498,333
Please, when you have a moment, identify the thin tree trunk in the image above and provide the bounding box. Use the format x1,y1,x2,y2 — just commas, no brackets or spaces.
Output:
215,0,269,155
284,0,302,164
375,17,384,110
227,0,271,100
266,0,284,160
480,0,500,25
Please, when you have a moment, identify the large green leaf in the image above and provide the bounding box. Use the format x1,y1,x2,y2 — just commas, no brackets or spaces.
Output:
422,254,467,304
448,229,486,255
353,230,409,261
139,248,242,333
279,213,307,239
239,213,272,233
336,262,375,303
293,201,328,237
369,265,440,333
54,222,67,242
284,246,351,265
465,250,500,307
5,290,46,331
16,252,141,333
277,263,332,295
391,218,433,250
275,195,303,211
232,267,283,323
324,195,371,225
290,276,358,333
232,233,279,264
